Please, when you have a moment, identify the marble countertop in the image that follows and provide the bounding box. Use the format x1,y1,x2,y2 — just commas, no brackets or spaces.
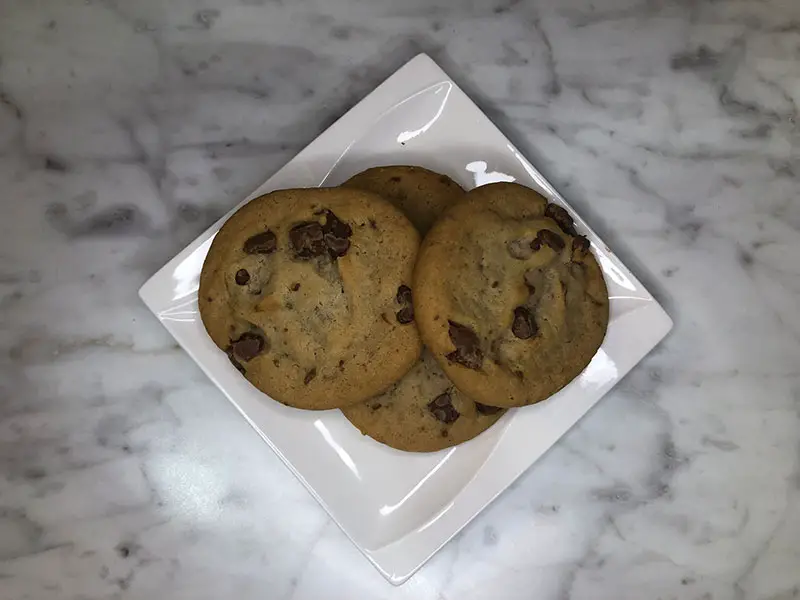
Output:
1,0,799,598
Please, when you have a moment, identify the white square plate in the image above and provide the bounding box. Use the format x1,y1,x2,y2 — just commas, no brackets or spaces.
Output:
139,54,673,585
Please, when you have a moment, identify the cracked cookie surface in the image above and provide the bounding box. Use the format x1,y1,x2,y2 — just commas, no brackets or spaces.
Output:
413,182,609,408
199,187,422,410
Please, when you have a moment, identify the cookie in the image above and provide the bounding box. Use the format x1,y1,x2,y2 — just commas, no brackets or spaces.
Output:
341,350,506,452
340,166,502,451
413,182,609,408
342,165,465,234
198,187,422,410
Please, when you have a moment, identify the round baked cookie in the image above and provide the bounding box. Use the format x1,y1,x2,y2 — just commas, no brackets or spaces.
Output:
342,165,465,234
414,182,609,408
340,167,502,451
198,187,422,410
342,350,506,452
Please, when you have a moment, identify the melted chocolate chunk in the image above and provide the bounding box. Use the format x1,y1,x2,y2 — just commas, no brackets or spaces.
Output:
475,402,503,416
227,351,246,374
445,321,483,370
545,204,577,236
396,305,414,324
289,211,353,260
231,332,266,361
395,284,414,323
290,222,326,259
572,235,590,259
322,210,351,236
320,210,352,258
324,234,350,258
511,306,537,340
303,368,317,385
290,282,301,291
235,269,250,285
427,392,460,424
243,230,277,254
396,284,413,305
298,209,353,258
531,229,565,252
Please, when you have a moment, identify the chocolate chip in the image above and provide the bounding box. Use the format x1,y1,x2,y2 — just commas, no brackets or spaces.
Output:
303,368,317,385
572,235,590,259
396,284,412,304
226,350,246,374
531,229,565,252
324,234,350,257
427,392,460,424
290,282,301,291
243,230,277,254
289,222,326,259
368,219,377,230
235,269,250,285
445,321,483,370
511,306,537,340
318,210,353,258
476,403,502,416
545,204,577,236
321,210,352,238
390,176,401,183
396,305,414,324
395,284,413,323
231,332,266,361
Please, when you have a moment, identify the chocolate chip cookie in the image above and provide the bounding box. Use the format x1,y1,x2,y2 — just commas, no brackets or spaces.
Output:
414,182,609,408
199,187,422,410
341,350,506,452
342,165,465,234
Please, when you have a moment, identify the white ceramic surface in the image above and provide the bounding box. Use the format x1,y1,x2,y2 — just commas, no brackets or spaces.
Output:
139,54,672,584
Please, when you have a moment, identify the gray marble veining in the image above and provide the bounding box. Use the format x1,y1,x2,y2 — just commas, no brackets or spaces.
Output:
1,0,799,598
